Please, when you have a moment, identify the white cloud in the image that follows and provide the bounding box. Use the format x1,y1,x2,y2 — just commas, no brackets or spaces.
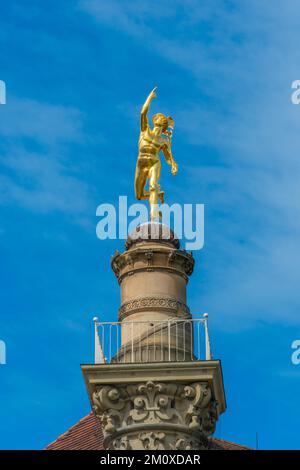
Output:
0,97,91,216
0,151,89,214
0,97,83,145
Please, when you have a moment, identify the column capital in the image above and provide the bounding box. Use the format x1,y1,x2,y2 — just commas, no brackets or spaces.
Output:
82,361,226,450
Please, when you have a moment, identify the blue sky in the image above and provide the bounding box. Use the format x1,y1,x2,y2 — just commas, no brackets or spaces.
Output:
0,0,300,450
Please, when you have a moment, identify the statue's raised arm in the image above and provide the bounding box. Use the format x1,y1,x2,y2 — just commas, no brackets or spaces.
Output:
140,86,157,132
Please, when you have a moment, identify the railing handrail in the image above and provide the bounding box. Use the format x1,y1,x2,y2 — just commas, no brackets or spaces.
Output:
93,317,205,326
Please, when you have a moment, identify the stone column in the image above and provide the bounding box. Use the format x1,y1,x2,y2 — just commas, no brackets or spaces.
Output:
82,223,226,450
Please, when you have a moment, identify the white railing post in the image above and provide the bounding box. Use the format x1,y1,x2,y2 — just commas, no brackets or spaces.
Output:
168,320,171,361
203,313,212,360
131,322,134,363
93,316,106,364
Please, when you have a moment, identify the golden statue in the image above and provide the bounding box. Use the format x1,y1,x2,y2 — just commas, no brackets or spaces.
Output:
134,87,178,220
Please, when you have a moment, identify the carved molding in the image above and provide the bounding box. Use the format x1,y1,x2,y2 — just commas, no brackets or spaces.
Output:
119,296,190,321
92,380,217,450
111,247,194,283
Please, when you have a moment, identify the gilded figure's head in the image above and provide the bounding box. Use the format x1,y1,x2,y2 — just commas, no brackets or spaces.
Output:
152,113,174,134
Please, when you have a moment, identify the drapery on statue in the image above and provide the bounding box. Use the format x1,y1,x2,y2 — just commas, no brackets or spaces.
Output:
134,87,178,221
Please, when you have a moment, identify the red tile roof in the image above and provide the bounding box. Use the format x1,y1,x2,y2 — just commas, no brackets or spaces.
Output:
208,437,250,450
45,413,249,451
46,413,104,450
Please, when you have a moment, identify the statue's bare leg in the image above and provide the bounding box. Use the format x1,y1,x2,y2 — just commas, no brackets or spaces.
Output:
135,163,148,200
149,161,161,220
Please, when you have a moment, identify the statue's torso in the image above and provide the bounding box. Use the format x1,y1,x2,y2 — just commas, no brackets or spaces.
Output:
138,128,164,161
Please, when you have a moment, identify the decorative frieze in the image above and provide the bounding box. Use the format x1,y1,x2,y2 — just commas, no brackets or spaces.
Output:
119,296,190,321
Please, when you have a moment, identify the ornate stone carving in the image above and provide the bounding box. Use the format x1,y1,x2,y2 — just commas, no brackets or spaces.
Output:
139,432,165,450
111,250,121,277
126,254,134,267
171,436,204,450
168,250,178,265
181,383,217,434
119,296,190,320
127,381,179,424
144,250,154,266
183,258,194,276
111,436,131,450
91,380,216,450
92,386,127,434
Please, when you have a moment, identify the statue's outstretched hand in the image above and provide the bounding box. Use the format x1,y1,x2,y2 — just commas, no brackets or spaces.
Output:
148,86,157,101
171,162,178,176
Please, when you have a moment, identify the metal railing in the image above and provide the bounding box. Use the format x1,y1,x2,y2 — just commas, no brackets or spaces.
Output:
93,314,212,364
